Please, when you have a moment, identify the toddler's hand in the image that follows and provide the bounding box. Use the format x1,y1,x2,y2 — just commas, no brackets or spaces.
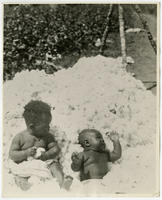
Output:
39,152,47,161
71,152,80,161
26,147,37,157
108,131,119,142
34,147,46,159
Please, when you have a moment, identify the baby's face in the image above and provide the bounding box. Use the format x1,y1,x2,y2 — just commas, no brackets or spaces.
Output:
31,113,51,137
87,131,106,151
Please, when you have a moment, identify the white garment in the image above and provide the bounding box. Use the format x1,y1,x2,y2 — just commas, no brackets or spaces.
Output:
8,159,53,179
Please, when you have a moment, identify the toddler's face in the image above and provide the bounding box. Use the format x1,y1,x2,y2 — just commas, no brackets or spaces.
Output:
31,113,51,137
87,131,106,151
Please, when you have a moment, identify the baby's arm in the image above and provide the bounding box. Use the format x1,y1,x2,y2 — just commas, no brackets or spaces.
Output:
71,152,83,172
39,134,60,161
107,131,122,162
9,134,36,163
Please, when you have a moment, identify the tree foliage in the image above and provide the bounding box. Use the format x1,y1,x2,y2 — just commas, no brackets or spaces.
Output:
3,4,156,80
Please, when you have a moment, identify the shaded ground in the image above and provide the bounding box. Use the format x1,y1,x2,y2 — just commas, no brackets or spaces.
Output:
126,14,157,95
101,13,157,95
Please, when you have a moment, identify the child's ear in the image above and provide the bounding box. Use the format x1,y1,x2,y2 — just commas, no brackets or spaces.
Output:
84,140,90,147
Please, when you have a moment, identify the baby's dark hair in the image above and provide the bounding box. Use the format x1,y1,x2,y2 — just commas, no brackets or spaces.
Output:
78,129,101,147
23,100,52,126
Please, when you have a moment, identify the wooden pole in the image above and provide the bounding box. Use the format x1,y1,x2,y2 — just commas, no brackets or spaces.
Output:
118,4,127,68
99,4,113,54
133,5,157,54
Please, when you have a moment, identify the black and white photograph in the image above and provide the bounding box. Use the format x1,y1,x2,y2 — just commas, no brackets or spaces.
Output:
2,3,160,197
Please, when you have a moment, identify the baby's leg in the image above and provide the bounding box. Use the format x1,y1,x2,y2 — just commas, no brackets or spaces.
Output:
14,176,31,191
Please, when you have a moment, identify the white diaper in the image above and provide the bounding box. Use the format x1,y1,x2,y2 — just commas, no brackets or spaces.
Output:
8,159,52,179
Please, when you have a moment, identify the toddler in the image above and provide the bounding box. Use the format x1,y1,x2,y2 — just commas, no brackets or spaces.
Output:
9,100,72,190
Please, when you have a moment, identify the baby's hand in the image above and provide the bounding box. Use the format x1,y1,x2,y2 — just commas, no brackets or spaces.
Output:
71,152,80,161
26,147,37,157
108,131,119,142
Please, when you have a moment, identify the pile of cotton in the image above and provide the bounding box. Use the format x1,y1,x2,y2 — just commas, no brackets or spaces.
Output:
3,55,157,195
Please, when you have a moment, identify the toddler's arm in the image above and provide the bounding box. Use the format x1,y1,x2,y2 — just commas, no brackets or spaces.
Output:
71,152,83,172
40,134,60,161
107,131,122,162
9,134,36,163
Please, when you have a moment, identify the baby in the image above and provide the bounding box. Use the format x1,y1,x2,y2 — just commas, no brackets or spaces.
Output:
9,100,71,190
71,129,121,181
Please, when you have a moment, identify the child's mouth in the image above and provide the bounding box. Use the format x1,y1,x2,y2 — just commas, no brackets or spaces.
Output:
100,143,106,149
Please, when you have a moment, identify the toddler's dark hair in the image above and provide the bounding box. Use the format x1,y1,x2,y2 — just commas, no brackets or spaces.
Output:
78,129,101,147
23,100,52,126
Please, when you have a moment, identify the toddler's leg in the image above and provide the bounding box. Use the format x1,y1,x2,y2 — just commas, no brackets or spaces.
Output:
49,162,64,187
62,175,73,191
49,162,73,190
14,176,31,191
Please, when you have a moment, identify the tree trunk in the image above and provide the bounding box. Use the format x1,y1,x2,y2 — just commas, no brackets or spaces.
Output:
118,4,127,68
99,4,113,54
134,4,157,54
